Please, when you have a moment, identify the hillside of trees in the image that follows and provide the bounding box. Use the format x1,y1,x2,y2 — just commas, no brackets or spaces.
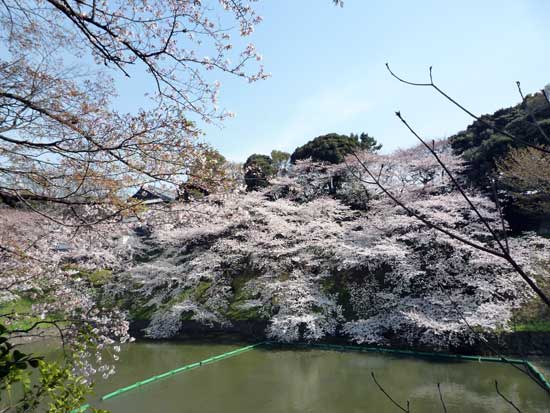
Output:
6,140,547,350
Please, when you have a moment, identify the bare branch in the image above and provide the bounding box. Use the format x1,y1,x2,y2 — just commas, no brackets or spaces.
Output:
387,112,550,306
437,383,448,413
495,380,522,412
371,371,410,412
516,81,550,145
491,178,509,254
385,63,550,154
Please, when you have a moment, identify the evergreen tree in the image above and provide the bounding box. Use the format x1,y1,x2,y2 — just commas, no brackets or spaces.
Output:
291,133,381,164
244,154,276,191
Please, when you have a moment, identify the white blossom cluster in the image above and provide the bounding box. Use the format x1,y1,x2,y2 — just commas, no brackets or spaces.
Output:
108,142,549,348
0,208,134,379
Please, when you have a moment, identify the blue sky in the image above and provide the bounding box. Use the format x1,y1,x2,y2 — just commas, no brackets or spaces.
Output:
119,0,550,162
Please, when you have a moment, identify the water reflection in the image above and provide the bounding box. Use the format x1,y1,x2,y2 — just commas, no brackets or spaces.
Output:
79,343,550,413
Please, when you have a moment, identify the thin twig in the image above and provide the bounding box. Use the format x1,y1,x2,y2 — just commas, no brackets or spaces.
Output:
385,64,550,155
391,112,550,307
495,380,522,412
437,383,448,413
371,371,410,412
491,177,509,254
516,81,550,145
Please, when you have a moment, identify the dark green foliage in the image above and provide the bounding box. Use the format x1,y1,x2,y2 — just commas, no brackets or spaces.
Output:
226,270,267,320
0,324,43,381
450,93,550,186
350,132,382,153
244,163,269,191
449,92,550,232
244,154,276,191
291,132,381,164
244,154,275,175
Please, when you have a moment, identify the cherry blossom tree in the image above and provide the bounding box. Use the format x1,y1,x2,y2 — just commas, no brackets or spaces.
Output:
0,2,349,410
342,68,550,407
353,64,550,307
99,148,549,351
0,0,270,409
0,0,268,211
497,145,550,216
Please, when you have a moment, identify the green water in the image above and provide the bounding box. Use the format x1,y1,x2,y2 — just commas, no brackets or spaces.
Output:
72,341,550,413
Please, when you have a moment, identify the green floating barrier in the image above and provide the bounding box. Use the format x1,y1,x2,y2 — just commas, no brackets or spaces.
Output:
155,371,173,380
525,361,550,390
171,366,189,374
75,342,265,411
139,376,158,385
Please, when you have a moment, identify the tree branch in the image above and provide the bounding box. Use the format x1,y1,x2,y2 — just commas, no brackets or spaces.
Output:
385,63,550,154
371,371,410,412
437,383,447,413
495,380,522,412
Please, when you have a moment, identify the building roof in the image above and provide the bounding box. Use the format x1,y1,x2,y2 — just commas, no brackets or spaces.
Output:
130,186,175,203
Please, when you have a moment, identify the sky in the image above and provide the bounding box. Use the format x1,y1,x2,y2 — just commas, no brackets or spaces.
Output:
117,0,550,162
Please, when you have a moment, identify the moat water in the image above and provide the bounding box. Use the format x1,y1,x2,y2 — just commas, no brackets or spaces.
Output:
74,341,550,412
